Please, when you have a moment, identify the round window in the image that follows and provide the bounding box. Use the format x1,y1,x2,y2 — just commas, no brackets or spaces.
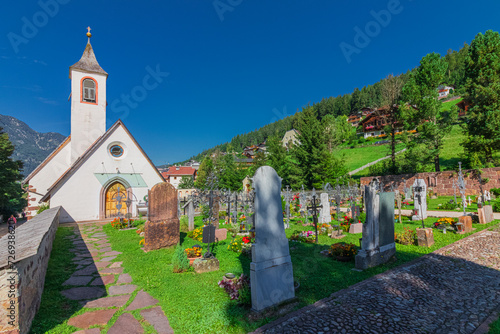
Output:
110,145,124,158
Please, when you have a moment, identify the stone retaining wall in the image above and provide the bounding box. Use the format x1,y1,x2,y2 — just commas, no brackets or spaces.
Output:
0,207,61,334
360,167,500,196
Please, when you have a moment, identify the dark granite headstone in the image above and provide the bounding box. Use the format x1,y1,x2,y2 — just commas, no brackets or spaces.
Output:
144,182,179,251
202,225,216,244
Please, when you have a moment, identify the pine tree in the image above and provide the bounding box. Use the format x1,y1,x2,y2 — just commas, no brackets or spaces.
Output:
194,157,214,189
0,128,27,217
462,30,500,165
402,53,449,172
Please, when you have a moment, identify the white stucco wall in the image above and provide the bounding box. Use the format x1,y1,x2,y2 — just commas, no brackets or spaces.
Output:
26,141,71,218
49,124,163,223
70,69,107,163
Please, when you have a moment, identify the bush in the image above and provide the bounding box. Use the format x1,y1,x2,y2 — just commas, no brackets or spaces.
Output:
492,200,500,213
439,200,458,210
395,227,417,245
218,274,250,304
358,212,366,224
172,243,190,273
180,215,189,233
490,188,500,197
36,204,49,215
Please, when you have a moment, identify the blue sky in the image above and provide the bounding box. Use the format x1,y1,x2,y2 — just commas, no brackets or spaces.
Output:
1,0,499,164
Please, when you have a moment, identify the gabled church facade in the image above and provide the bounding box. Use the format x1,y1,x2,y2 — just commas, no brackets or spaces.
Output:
23,31,164,223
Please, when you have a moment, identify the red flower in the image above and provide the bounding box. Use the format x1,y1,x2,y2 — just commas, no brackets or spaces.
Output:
242,237,251,244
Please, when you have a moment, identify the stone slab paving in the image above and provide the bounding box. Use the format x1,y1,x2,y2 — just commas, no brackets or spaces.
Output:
108,313,144,334
126,290,159,311
61,287,106,300
116,273,133,284
141,307,174,334
63,276,94,286
60,223,173,333
253,228,500,334
68,309,117,329
82,295,131,308
109,284,137,295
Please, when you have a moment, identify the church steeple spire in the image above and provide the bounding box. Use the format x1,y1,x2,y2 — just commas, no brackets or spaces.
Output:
69,27,108,78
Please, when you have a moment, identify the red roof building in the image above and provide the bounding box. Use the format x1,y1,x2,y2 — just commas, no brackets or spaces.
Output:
161,166,197,189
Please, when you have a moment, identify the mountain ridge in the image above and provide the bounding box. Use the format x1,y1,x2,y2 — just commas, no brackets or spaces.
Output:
0,114,66,177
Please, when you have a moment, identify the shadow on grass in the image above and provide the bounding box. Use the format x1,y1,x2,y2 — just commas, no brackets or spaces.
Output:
30,225,108,334
223,221,500,333
251,249,500,333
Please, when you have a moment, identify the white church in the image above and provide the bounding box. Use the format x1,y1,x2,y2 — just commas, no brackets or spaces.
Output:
23,30,164,223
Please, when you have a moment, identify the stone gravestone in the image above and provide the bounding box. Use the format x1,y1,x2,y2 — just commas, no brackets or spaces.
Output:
478,205,494,224
355,186,396,270
182,199,195,231
144,182,179,251
251,166,295,312
212,197,220,228
318,193,331,224
411,179,427,221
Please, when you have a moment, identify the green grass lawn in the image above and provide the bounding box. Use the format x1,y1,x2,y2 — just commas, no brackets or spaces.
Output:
95,216,498,333
490,317,500,334
338,143,405,173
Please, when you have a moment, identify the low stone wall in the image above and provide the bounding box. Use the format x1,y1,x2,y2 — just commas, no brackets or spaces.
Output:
0,207,61,334
360,167,500,196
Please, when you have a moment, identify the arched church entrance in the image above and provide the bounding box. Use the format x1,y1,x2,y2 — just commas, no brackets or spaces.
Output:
105,181,128,218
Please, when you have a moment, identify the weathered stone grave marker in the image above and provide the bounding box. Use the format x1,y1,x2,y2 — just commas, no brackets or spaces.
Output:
144,182,179,251
319,193,331,224
251,166,295,312
411,179,427,221
355,185,396,270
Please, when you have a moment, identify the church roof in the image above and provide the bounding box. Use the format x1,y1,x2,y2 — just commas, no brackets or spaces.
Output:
39,120,164,203
23,136,71,184
70,41,108,77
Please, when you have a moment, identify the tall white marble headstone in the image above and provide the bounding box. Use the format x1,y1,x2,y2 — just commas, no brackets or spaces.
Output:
251,166,295,312
319,193,331,224
411,179,427,221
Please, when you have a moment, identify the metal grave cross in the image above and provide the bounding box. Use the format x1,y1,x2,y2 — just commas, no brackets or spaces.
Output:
306,188,322,243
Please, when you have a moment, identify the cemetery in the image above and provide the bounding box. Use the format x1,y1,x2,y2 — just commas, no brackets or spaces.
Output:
21,166,500,333
2,14,500,334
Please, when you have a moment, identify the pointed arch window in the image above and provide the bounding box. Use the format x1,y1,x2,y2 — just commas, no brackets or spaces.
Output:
82,78,96,103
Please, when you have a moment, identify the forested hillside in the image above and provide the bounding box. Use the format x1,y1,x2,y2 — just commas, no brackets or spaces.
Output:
180,42,470,164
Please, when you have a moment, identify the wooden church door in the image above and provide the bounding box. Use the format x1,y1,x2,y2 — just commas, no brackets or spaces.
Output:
105,182,128,218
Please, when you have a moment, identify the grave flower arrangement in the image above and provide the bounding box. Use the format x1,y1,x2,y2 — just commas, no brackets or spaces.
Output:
218,274,251,305
139,238,145,246
340,216,353,232
394,227,417,245
319,223,331,235
227,237,244,252
110,218,130,229
187,227,203,242
184,247,202,258
289,230,315,243
329,242,358,261
433,217,457,231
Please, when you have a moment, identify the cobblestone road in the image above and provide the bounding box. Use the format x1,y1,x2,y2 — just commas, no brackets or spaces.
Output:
253,226,500,334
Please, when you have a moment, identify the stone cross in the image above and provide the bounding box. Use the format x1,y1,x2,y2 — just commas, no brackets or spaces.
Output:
395,190,402,223
250,166,294,312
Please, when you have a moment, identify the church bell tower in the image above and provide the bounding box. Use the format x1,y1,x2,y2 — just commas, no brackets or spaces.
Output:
69,27,107,163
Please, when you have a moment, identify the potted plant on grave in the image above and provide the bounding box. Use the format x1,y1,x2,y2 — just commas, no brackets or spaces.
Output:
184,246,203,265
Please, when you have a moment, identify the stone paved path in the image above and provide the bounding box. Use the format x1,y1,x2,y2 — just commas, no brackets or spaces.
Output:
60,223,174,333
253,226,500,334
